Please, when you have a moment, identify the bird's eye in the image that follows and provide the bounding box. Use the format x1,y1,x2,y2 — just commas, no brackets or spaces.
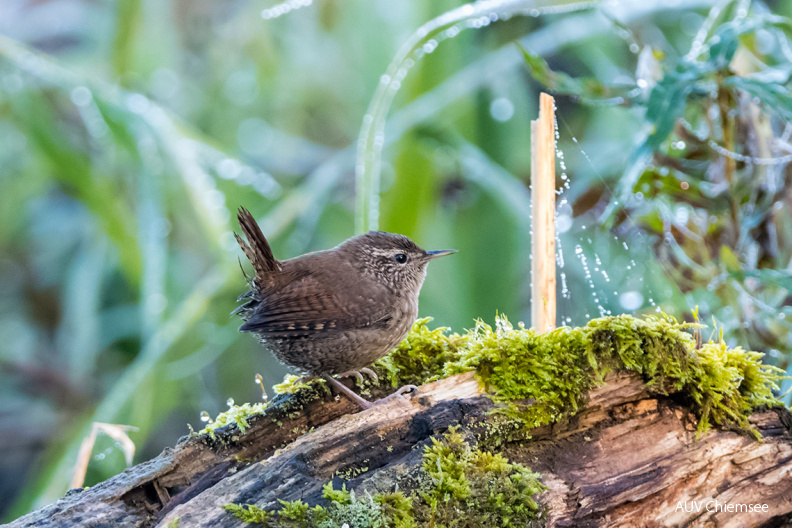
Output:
393,253,408,264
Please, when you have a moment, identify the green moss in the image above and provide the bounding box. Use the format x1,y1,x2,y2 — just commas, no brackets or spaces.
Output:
374,492,415,528
370,313,786,441
414,428,544,528
273,374,324,395
226,492,384,528
445,314,786,437
223,430,543,528
200,401,269,439
322,481,351,505
277,499,310,521
224,503,272,523
199,375,327,439
446,317,593,429
333,463,370,480
688,340,783,437
166,517,180,528
374,318,467,387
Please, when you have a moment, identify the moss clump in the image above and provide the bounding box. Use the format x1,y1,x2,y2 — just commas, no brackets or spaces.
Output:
224,502,272,523
445,314,786,437
374,492,414,528
273,374,325,395
199,375,327,439
277,499,311,522
446,317,593,429
200,401,269,439
227,487,386,528
374,318,467,387
415,428,544,527
320,482,351,505
223,430,542,527
688,340,783,435
443,315,698,429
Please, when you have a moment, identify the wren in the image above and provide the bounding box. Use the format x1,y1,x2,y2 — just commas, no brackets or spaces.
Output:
233,207,456,410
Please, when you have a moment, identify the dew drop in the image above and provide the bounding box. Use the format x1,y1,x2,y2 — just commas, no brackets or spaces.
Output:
619,291,644,311
490,97,515,122
70,86,93,107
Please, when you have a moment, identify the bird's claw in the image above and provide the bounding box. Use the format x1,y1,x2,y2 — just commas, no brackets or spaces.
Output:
359,367,379,382
373,384,418,405
338,368,379,387
393,384,418,396
337,370,364,386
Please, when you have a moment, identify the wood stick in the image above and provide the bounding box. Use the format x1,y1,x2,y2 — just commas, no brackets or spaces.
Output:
531,92,556,332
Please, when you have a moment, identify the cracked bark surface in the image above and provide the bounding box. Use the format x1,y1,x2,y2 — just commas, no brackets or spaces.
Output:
7,372,792,528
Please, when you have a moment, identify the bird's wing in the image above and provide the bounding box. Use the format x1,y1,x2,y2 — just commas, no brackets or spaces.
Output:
238,271,392,338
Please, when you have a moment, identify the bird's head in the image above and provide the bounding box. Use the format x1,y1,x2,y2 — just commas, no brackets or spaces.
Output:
338,231,456,294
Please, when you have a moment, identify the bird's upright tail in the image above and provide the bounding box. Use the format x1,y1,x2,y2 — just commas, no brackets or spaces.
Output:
235,207,281,283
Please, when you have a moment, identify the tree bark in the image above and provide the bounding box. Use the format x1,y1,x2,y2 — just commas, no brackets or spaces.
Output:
8,372,792,528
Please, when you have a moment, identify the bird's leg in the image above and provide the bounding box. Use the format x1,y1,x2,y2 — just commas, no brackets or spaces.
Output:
322,374,419,411
322,374,374,410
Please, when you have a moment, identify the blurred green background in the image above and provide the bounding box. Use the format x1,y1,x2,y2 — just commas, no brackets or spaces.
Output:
2,0,791,520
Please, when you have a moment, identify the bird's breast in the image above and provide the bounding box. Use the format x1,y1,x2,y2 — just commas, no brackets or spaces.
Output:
386,295,419,342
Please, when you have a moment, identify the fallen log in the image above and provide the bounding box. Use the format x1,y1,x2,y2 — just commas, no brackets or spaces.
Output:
7,370,792,528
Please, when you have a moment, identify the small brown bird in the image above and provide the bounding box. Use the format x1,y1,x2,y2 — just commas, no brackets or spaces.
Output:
234,207,456,410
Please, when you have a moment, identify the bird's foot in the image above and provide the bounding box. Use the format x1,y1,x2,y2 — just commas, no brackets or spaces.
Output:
371,384,418,406
337,368,379,387
360,367,378,381
336,370,364,386
322,375,416,411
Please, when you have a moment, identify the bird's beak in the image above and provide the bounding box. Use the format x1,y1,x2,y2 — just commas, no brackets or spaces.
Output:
425,249,458,259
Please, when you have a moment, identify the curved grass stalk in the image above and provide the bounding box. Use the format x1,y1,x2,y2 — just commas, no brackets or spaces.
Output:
354,0,599,233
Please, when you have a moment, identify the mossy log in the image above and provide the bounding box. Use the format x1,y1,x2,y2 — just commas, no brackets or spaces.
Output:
8,371,792,528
